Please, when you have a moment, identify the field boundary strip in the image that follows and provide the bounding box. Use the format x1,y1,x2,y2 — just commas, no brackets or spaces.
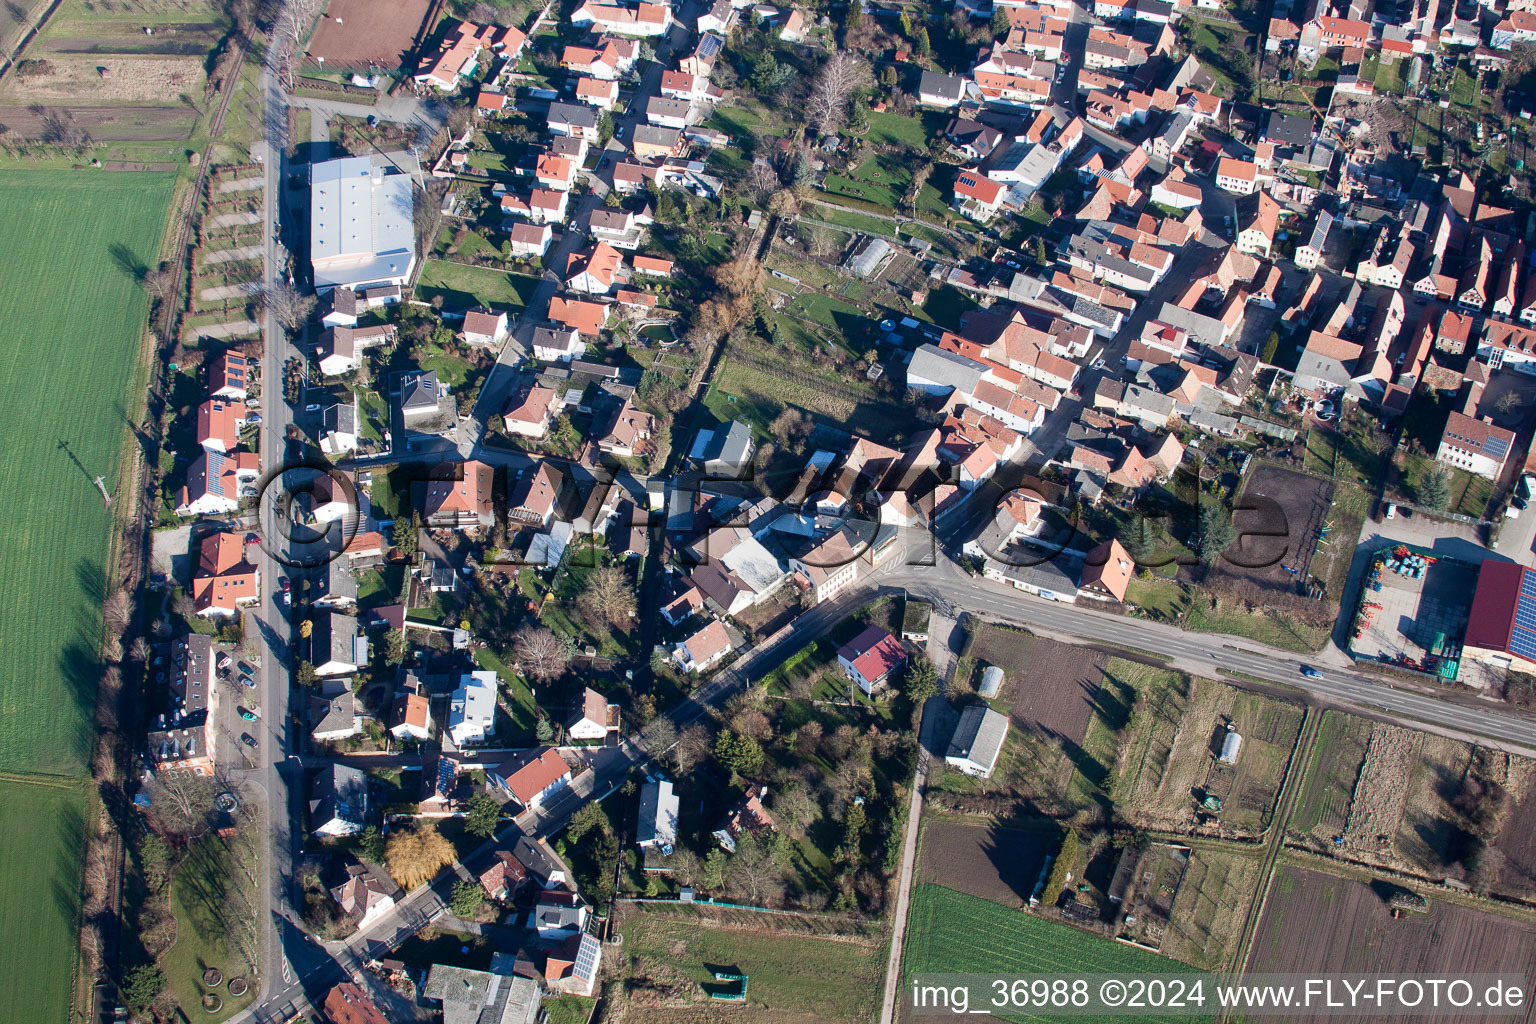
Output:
0,768,91,790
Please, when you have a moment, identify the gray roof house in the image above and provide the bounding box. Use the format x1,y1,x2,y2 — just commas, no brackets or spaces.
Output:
946,704,1009,778
982,550,1080,602
321,397,358,454
918,70,966,107
1122,383,1176,428
309,689,361,742
424,964,542,1024
310,764,369,836
1154,302,1229,349
637,778,680,850
906,343,988,395
400,369,447,425
689,419,754,477
310,611,368,676
547,101,599,134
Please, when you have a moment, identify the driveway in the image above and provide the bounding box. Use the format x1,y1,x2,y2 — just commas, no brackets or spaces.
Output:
1357,514,1491,565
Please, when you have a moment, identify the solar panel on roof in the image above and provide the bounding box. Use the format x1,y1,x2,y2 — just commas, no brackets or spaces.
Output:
1510,571,1536,660
1485,435,1511,458
573,933,600,980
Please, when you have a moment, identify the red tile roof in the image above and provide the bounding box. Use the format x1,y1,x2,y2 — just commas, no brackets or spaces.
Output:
505,748,571,806
836,626,907,684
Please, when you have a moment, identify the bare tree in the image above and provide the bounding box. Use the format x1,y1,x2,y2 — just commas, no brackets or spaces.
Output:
743,158,780,202
580,565,636,626
222,826,262,971
641,715,677,755
766,188,800,220
103,589,132,633
145,771,215,836
806,224,840,259
726,834,786,905
415,179,449,260
807,51,869,135
259,280,316,334
671,723,712,774
515,626,569,683
270,0,323,90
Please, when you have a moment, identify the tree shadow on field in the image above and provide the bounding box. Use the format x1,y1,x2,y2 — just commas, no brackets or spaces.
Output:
58,639,104,770
51,793,87,924
76,558,107,607
109,243,148,284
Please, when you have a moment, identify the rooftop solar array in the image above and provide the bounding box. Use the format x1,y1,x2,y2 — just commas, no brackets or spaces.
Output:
1509,569,1536,662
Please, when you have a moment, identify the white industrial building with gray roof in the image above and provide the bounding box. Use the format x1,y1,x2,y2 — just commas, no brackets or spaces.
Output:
310,155,417,294
946,704,1009,778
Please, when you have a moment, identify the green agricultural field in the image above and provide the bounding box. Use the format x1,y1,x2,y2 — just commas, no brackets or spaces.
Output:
0,171,172,772
904,886,1210,1023
0,169,176,1023
0,779,91,1024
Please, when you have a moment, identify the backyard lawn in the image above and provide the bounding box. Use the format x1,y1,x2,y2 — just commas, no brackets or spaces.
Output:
414,259,540,313
617,903,884,1022
1397,452,1493,518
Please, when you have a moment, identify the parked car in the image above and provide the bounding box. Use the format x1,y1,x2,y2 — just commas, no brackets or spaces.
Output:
240,732,257,748
239,674,256,689
238,707,259,721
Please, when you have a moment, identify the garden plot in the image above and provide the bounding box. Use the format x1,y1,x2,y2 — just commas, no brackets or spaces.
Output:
1,55,206,101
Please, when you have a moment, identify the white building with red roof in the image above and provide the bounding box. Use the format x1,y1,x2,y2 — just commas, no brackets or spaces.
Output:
836,626,908,694
953,169,1008,221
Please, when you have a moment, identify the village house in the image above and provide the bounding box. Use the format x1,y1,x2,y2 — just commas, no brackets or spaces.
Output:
423,460,495,529
509,462,567,527
504,384,559,439
489,748,573,810
191,531,259,617
447,670,497,747
176,450,259,516
568,687,621,742
674,619,734,673
713,784,775,851
1437,411,1515,479
836,626,909,694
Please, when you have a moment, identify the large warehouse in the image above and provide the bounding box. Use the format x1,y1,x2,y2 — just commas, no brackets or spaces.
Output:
1462,560,1536,673
309,156,416,294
